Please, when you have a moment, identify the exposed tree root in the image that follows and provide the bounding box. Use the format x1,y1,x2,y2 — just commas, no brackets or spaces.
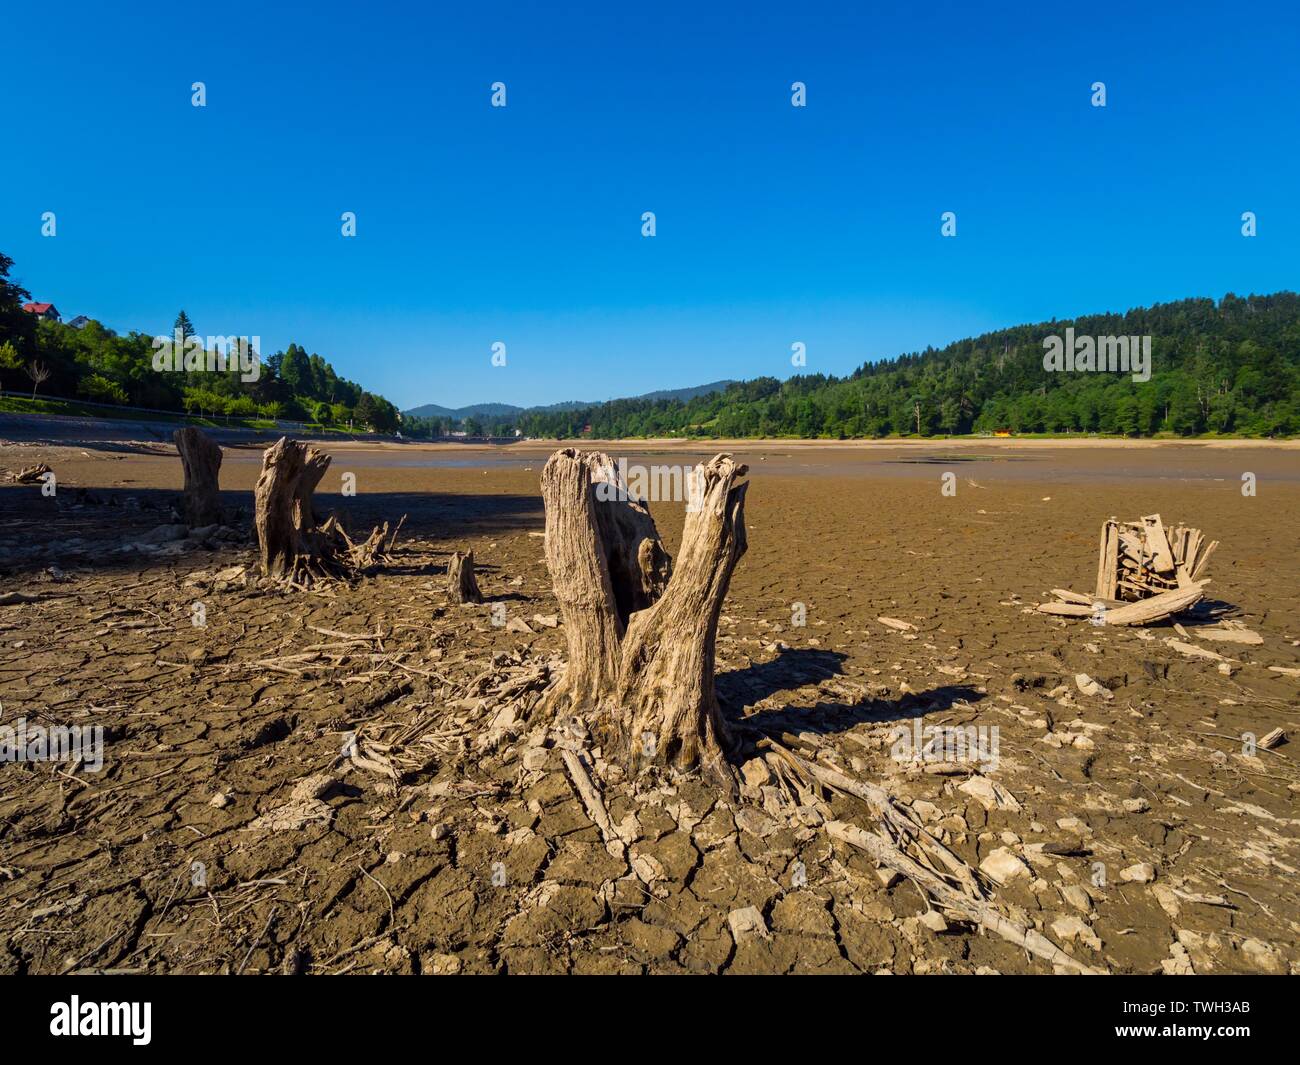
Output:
752,733,1106,975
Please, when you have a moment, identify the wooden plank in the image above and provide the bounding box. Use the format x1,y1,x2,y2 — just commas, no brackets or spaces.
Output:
1094,522,1111,599
1103,520,1119,599
1103,582,1207,626
1141,514,1176,574
1054,588,1093,606
1036,602,1094,617
1191,540,1218,580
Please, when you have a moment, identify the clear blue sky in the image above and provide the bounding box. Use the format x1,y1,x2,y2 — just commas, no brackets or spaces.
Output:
4,0,1295,410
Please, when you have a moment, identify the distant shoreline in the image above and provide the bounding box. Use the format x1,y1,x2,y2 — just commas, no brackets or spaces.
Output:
1,410,1296,451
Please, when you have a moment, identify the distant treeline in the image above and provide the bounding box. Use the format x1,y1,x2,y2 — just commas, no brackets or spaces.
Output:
4,244,1296,440
0,251,400,432
507,293,1300,439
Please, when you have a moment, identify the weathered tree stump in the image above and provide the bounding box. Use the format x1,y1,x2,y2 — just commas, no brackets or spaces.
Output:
173,427,224,527
254,437,331,579
253,436,391,583
447,550,482,603
539,447,746,785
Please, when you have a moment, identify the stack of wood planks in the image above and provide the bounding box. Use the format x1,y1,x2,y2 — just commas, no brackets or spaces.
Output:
1038,514,1217,626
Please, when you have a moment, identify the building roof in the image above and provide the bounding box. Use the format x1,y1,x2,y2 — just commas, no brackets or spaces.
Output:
22,302,56,314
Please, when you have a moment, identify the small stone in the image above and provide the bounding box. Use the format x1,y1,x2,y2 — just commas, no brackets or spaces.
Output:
208,793,230,809
1060,884,1092,912
1239,938,1286,974
727,905,770,942
1161,942,1195,976
1051,914,1102,951
1074,673,1113,700
918,910,949,933
1120,862,1156,884
979,847,1030,886
1122,797,1150,813
425,953,462,975
911,800,940,822
740,758,773,789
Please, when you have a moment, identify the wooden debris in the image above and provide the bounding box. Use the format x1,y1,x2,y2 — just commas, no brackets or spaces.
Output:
825,820,1103,975
1102,583,1208,626
560,748,622,858
1044,513,1218,626
1195,623,1263,645
1164,638,1230,662
1036,602,1095,617
1259,728,1286,750
1052,588,1093,606
11,463,53,484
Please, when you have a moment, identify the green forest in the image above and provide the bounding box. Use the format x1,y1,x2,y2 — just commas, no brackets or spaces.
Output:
0,252,401,433
509,293,1300,439
4,246,1297,440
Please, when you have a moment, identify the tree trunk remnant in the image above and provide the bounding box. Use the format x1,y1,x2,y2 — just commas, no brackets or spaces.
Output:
447,550,482,603
254,437,331,579
174,427,224,527
614,455,748,781
539,447,746,785
253,436,391,583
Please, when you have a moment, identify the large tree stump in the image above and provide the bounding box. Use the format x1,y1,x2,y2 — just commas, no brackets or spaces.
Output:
253,436,391,583
539,448,746,785
174,427,224,527
447,550,482,603
254,437,332,579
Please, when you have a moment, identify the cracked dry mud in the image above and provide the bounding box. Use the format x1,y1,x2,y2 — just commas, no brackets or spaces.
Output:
0,437,1297,974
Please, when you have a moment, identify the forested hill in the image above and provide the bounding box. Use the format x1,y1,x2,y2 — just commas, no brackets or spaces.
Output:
514,293,1300,439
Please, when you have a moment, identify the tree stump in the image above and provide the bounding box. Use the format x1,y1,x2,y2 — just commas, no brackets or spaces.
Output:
539,448,746,785
253,438,394,584
173,427,224,527
254,437,333,580
447,550,482,603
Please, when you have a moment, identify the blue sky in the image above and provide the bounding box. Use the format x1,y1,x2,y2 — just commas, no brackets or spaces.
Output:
4,0,1296,410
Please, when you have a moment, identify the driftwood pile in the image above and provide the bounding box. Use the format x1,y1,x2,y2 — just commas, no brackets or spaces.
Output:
1039,514,1216,626
10,463,52,484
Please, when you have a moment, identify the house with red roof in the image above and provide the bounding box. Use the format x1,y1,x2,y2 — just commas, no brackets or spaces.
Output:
22,302,61,322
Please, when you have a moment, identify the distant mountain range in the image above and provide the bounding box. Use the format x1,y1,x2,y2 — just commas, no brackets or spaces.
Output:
404,380,736,421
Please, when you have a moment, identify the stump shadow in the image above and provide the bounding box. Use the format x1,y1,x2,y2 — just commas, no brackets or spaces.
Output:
717,646,985,739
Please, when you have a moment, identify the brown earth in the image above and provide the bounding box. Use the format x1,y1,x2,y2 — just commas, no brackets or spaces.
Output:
0,435,1297,975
